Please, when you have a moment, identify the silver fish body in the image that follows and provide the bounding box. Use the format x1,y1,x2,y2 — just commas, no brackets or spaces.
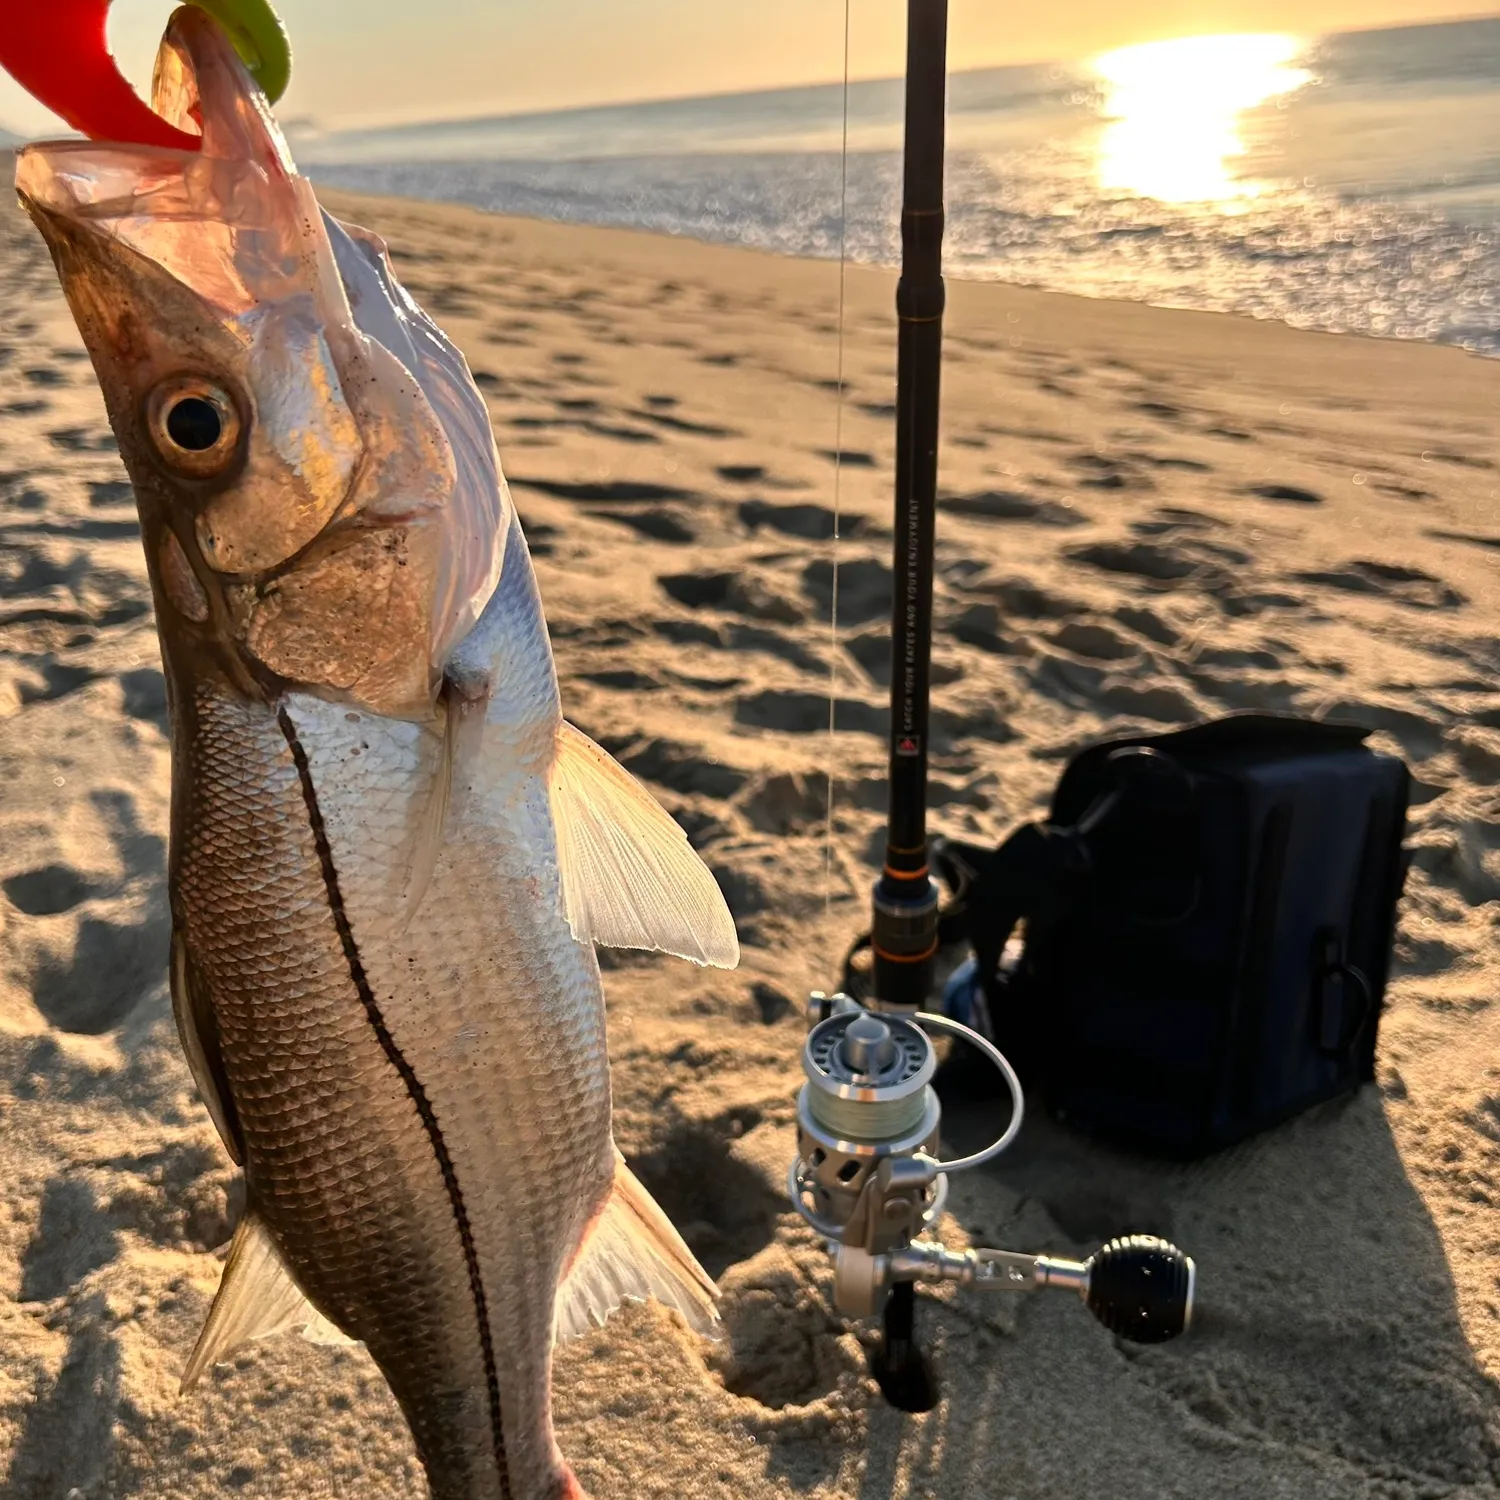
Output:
176,526,606,1497
17,11,736,1498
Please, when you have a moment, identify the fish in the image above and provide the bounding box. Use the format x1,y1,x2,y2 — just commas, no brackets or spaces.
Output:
14,9,739,1498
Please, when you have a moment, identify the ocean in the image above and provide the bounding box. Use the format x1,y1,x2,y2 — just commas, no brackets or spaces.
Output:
300,16,1500,356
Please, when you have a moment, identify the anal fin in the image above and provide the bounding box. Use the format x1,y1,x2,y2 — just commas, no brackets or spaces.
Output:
554,1148,718,1343
181,1211,356,1393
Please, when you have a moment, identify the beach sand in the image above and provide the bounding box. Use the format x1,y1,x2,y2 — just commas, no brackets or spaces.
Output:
1,176,1498,1498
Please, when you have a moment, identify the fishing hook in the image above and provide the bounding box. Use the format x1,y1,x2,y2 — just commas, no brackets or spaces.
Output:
0,0,290,151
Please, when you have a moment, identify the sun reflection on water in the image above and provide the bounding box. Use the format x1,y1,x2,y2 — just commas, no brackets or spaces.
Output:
1092,34,1311,206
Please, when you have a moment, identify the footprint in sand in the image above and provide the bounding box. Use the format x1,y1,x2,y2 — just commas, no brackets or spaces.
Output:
17,1178,120,1302
586,507,696,543
31,908,171,1035
1132,400,1186,422
1097,679,1203,723
718,465,807,493
800,557,891,625
1068,452,1143,490
843,629,964,688
948,603,1026,657
580,668,663,692
592,734,751,799
1131,508,1226,537
952,573,1084,622
3,865,96,917
651,617,825,676
1130,452,1213,474
47,427,118,454
89,788,167,883
1115,604,1180,644
734,688,884,737
738,771,831,836
1068,539,1205,584
88,481,134,508
118,668,168,728
632,407,739,439
659,569,805,625
739,499,867,541
1248,482,1323,505
4,486,48,513
18,663,98,707
1426,529,1500,553
1294,560,1465,611
1047,619,1140,661
1447,726,1500,784
513,477,691,504
942,490,1087,527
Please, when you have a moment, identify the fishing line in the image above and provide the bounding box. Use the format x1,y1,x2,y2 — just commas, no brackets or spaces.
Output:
824,0,852,924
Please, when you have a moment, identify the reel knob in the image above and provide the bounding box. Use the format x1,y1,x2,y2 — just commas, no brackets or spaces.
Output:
1084,1235,1195,1344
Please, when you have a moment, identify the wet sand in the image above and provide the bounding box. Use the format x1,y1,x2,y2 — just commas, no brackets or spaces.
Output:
1,176,1498,1497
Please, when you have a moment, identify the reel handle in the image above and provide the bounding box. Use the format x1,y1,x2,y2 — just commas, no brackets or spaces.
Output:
1084,1235,1194,1344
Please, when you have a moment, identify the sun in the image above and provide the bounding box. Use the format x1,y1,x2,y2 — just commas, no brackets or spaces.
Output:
1091,33,1312,206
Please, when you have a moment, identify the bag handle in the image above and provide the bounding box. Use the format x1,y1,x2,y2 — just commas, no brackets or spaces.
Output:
1309,926,1373,1059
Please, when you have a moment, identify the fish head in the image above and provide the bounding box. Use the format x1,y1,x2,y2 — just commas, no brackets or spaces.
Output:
16,6,507,719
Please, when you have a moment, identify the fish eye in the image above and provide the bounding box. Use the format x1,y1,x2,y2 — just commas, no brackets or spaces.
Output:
146,378,243,478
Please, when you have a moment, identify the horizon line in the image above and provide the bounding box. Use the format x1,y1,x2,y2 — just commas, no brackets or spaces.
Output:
2,8,1493,144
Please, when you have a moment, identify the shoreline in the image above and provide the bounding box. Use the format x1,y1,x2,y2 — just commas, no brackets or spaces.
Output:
306,167,1500,361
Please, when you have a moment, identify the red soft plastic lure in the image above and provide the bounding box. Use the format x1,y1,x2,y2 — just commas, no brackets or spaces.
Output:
0,0,290,150
0,0,201,149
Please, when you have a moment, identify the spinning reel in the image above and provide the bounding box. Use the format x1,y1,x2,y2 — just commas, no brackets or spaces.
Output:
787,994,1195,1405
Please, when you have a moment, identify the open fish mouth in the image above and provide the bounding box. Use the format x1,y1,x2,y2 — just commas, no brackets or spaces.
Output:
17,6,298,255
16,6,508,721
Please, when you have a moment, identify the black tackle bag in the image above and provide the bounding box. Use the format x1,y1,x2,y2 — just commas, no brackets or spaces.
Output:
931,713,1412,1158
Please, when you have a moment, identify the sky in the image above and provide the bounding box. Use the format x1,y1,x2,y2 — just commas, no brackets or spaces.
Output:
2,0,1497,137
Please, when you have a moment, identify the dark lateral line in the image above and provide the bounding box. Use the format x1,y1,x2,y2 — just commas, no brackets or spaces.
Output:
277,707,511,1500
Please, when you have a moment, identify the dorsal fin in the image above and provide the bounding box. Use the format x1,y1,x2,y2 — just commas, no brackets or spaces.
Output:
555,1150,718,1343
549,722,739,969
181,1211,356,1393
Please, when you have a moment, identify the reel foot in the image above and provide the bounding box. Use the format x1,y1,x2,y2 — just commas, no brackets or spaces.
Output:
871,1283,939,1412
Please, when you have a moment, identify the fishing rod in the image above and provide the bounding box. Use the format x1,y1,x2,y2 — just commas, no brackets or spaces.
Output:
788,0,1194,1408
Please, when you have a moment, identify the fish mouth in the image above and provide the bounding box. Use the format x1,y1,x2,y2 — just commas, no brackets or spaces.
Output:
16,5,295,224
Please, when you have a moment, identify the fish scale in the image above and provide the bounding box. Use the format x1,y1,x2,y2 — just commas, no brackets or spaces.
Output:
177,681,507,1495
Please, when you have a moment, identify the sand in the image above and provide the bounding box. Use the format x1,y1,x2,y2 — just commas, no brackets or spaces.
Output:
1,171,1498,1498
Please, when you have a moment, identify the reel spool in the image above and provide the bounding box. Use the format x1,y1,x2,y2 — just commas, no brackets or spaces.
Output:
792,1009,942,1244
788,995,1195,1364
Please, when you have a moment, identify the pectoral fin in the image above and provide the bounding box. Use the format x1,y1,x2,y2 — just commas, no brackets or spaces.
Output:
554,1148,718,1343
181,1211,356,1393
549,721,739,969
